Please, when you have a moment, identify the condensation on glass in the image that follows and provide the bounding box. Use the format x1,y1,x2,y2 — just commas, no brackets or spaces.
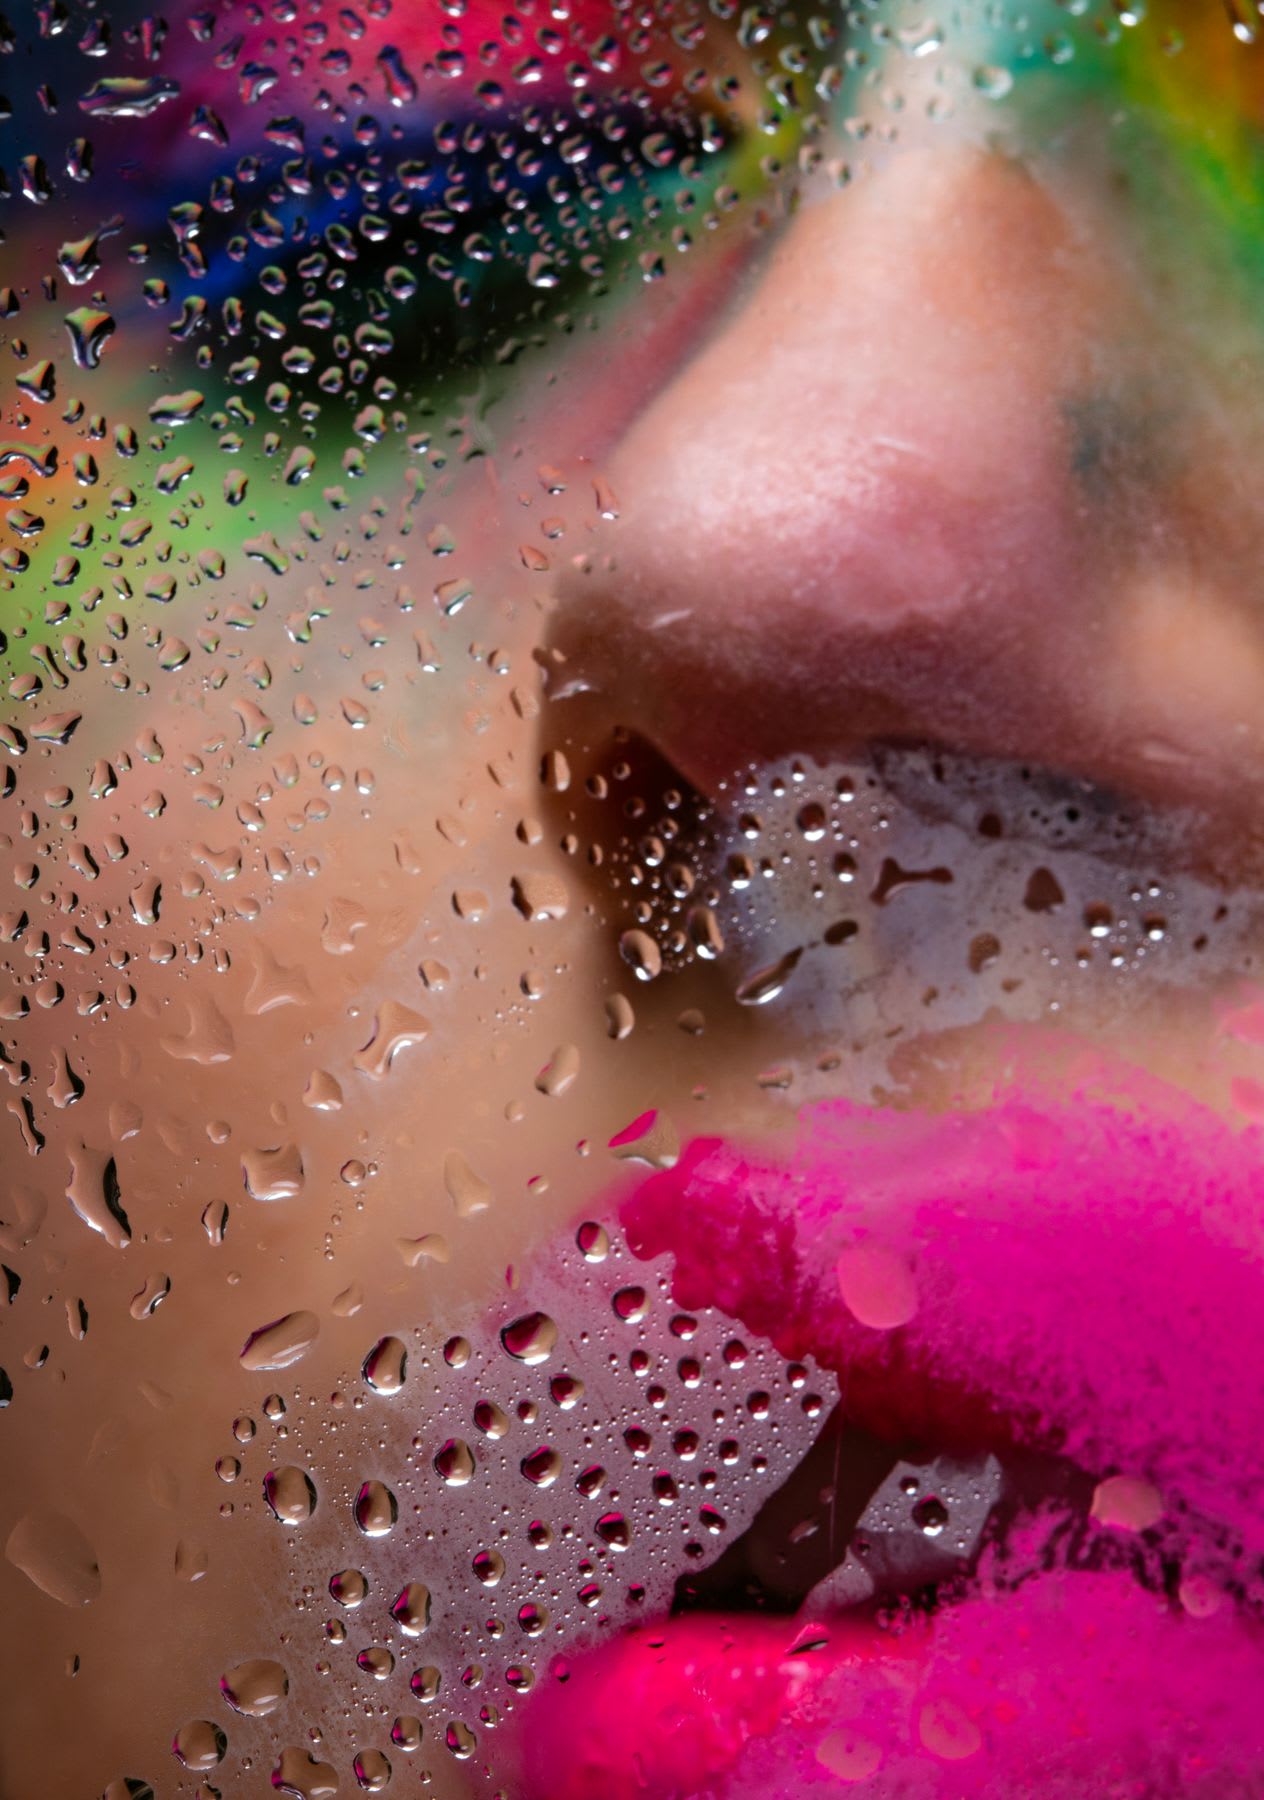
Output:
2,1,1263,1798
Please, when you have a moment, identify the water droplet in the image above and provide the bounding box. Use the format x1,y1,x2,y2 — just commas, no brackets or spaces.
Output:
590,1509,630,1553
519,1445,562,1488
612,1285,648,1323
241,1143,304,1202
618,928,663,982
473,1400,510,1439
80,75,180,116
605,994,635,1039
686,904,725,960
443,1150,491,1218
65,1145,130,1248
391,1715,423,1752
735,946,803,1005
972,63,1013,98
534,1043,580,1098
363,1336,407,1395
510,870,569,921
241,1311,320,1372
354,1479,398,1537
473,1547,505,1586
500,1312,558,1366
353,1747,392,1792
409,1666,441,1703
272,1747,339,1798
303,1069,343,1111
390,1580,432,1635
5,1508,100,1605
330,1568,369,1607
220,1658,288,1717
434,1439,476,1486
63,305,115,369
148,388,205,427
577,1221,609,1261
128,1272,171,1319
171,1720,227,1771
912,1495,949,1536
352,1001,430,1079
263,1466,317,1524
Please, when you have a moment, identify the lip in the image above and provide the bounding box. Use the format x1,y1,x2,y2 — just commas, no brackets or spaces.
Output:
511,1061,1264,1795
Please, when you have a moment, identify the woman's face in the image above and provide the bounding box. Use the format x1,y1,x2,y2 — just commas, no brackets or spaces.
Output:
5,2,1264,1796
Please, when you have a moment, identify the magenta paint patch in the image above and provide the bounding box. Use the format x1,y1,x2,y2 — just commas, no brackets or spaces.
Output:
510,1069,1264,1796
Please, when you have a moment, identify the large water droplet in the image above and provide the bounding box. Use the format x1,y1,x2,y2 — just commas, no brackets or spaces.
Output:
80,75,180,116
389,1581,432,1636
330,1568,368,1608
354,1480,398,1537
263,1466,317,1524
618,928,663,982
500,1312,558,1366
363,1335,407,1395
241,1311,320,1372
219,1657,288,1717
433,1439,476,1486
171,1719,227,1770
5,1508,101,1605
519,1446,562,1488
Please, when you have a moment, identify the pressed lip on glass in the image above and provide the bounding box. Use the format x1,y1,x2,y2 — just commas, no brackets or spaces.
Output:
505,1079,1264,1796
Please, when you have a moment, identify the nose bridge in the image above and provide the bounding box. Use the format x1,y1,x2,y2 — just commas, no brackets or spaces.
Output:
557,146,1128,788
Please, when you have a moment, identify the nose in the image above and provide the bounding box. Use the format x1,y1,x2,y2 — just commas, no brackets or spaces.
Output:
551,138,1264,833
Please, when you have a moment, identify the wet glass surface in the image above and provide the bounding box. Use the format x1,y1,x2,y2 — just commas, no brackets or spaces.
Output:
5,2,1264,1796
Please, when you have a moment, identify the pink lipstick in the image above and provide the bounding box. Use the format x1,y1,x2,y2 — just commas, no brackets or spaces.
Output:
511,1064,1264,1795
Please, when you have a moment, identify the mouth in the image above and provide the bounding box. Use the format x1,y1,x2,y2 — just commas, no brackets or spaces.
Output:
510,1065,1264,1796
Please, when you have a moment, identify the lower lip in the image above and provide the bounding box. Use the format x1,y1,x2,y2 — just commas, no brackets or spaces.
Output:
513,1564,1262,1797
510,1065,1264,1795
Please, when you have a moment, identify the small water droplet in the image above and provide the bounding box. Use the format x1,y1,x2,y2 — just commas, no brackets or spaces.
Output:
534,1043,580,1098
912,1495,949,1537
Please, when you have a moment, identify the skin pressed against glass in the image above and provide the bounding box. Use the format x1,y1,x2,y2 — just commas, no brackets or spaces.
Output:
4,2,1264,1797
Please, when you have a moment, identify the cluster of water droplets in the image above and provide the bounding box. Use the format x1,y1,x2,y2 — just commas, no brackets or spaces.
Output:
541,733,1264,1058
174,1218,839,1798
